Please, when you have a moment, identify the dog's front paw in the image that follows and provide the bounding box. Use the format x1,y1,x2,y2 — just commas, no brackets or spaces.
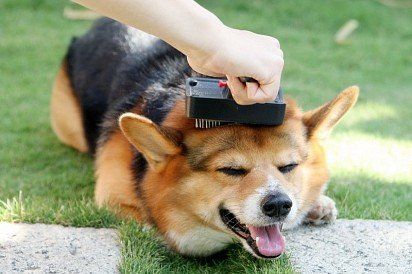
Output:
304,195,337,225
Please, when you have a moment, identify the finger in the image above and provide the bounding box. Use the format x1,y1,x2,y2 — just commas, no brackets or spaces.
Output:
276,48,284,59
227,76,252,105
245,81,259,100
257,82,280,103
261,35,281,49
227,75,245,92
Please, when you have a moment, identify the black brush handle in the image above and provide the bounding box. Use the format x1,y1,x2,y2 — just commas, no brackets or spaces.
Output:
185,77,286,125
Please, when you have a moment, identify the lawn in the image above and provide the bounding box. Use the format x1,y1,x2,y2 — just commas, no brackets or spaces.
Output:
0,0,411,273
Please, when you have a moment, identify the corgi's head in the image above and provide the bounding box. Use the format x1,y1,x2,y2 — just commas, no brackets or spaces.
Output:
119,86,359,258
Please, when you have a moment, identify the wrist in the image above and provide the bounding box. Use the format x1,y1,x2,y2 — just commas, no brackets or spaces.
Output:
182,12,226,60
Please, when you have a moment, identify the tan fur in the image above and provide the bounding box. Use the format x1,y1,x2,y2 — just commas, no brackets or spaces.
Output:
303,86,359,139
50,63,88,153
119,113,182,171
94,131,147,221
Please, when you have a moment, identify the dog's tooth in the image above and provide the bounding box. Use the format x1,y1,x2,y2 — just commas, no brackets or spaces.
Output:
280,223,284,232
256,237,260,245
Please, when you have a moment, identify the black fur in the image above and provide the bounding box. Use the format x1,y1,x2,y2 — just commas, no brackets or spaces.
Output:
66,17,198,153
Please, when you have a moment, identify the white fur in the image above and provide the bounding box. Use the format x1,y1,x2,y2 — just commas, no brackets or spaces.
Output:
304,195,338,225
243,187,267,224
241,175,299,227
166,227,233,256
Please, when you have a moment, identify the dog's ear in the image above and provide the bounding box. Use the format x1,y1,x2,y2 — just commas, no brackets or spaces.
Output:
119,113,182,171
302,86,359,139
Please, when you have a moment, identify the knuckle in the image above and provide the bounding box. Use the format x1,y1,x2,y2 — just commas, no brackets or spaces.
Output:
274,56,284,68
262,70,275,82
271,37,281,49
278,48,284,58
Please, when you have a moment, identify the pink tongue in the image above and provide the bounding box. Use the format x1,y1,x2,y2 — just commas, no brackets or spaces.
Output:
249,225,285,257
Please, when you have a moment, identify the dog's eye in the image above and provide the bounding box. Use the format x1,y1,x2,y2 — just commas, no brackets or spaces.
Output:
217,167,247,176
278,163,298,173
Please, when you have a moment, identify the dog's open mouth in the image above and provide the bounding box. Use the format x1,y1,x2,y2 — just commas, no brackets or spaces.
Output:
219,208,285,258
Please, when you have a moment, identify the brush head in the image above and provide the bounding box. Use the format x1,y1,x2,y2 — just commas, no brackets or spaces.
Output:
185,77,286,128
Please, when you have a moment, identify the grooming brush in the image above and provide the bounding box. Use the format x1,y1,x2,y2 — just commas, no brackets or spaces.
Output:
185,77,286,128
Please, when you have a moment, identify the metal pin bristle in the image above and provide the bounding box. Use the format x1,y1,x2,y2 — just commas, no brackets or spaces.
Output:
195,119,222,129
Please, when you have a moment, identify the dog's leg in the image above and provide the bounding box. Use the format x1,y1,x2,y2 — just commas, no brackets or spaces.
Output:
50,62,88,152
95,131,147,222
304,195,338,225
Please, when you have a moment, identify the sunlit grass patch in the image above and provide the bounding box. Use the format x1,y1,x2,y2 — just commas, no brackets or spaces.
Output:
325,105,412,221
0,191,25,222
327,134,412,183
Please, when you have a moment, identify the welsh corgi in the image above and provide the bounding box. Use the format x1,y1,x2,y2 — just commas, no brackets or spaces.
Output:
51,18,358,258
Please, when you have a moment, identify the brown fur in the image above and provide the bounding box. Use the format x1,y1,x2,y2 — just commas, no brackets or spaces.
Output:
50,62,88,153
94,130,148,221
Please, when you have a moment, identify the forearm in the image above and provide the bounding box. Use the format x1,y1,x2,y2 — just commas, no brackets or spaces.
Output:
72,0,284,104
72,0,224,56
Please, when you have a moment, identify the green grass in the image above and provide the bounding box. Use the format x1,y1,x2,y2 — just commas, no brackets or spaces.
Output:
0,0,411,273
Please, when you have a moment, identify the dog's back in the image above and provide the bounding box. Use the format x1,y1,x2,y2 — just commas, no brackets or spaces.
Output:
52,17,194,153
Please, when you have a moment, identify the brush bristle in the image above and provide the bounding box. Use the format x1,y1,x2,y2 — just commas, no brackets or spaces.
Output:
195,119,222,128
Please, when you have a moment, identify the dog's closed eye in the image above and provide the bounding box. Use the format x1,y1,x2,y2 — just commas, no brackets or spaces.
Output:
278,163,298,174
217,167,248,176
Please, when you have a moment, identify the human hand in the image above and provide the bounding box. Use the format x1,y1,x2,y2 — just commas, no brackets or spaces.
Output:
187,26,284,105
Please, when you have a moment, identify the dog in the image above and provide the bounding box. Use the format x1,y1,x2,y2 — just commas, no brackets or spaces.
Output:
50,18,358,259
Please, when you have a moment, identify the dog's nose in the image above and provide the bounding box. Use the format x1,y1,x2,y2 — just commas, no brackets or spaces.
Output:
261,193,292,218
